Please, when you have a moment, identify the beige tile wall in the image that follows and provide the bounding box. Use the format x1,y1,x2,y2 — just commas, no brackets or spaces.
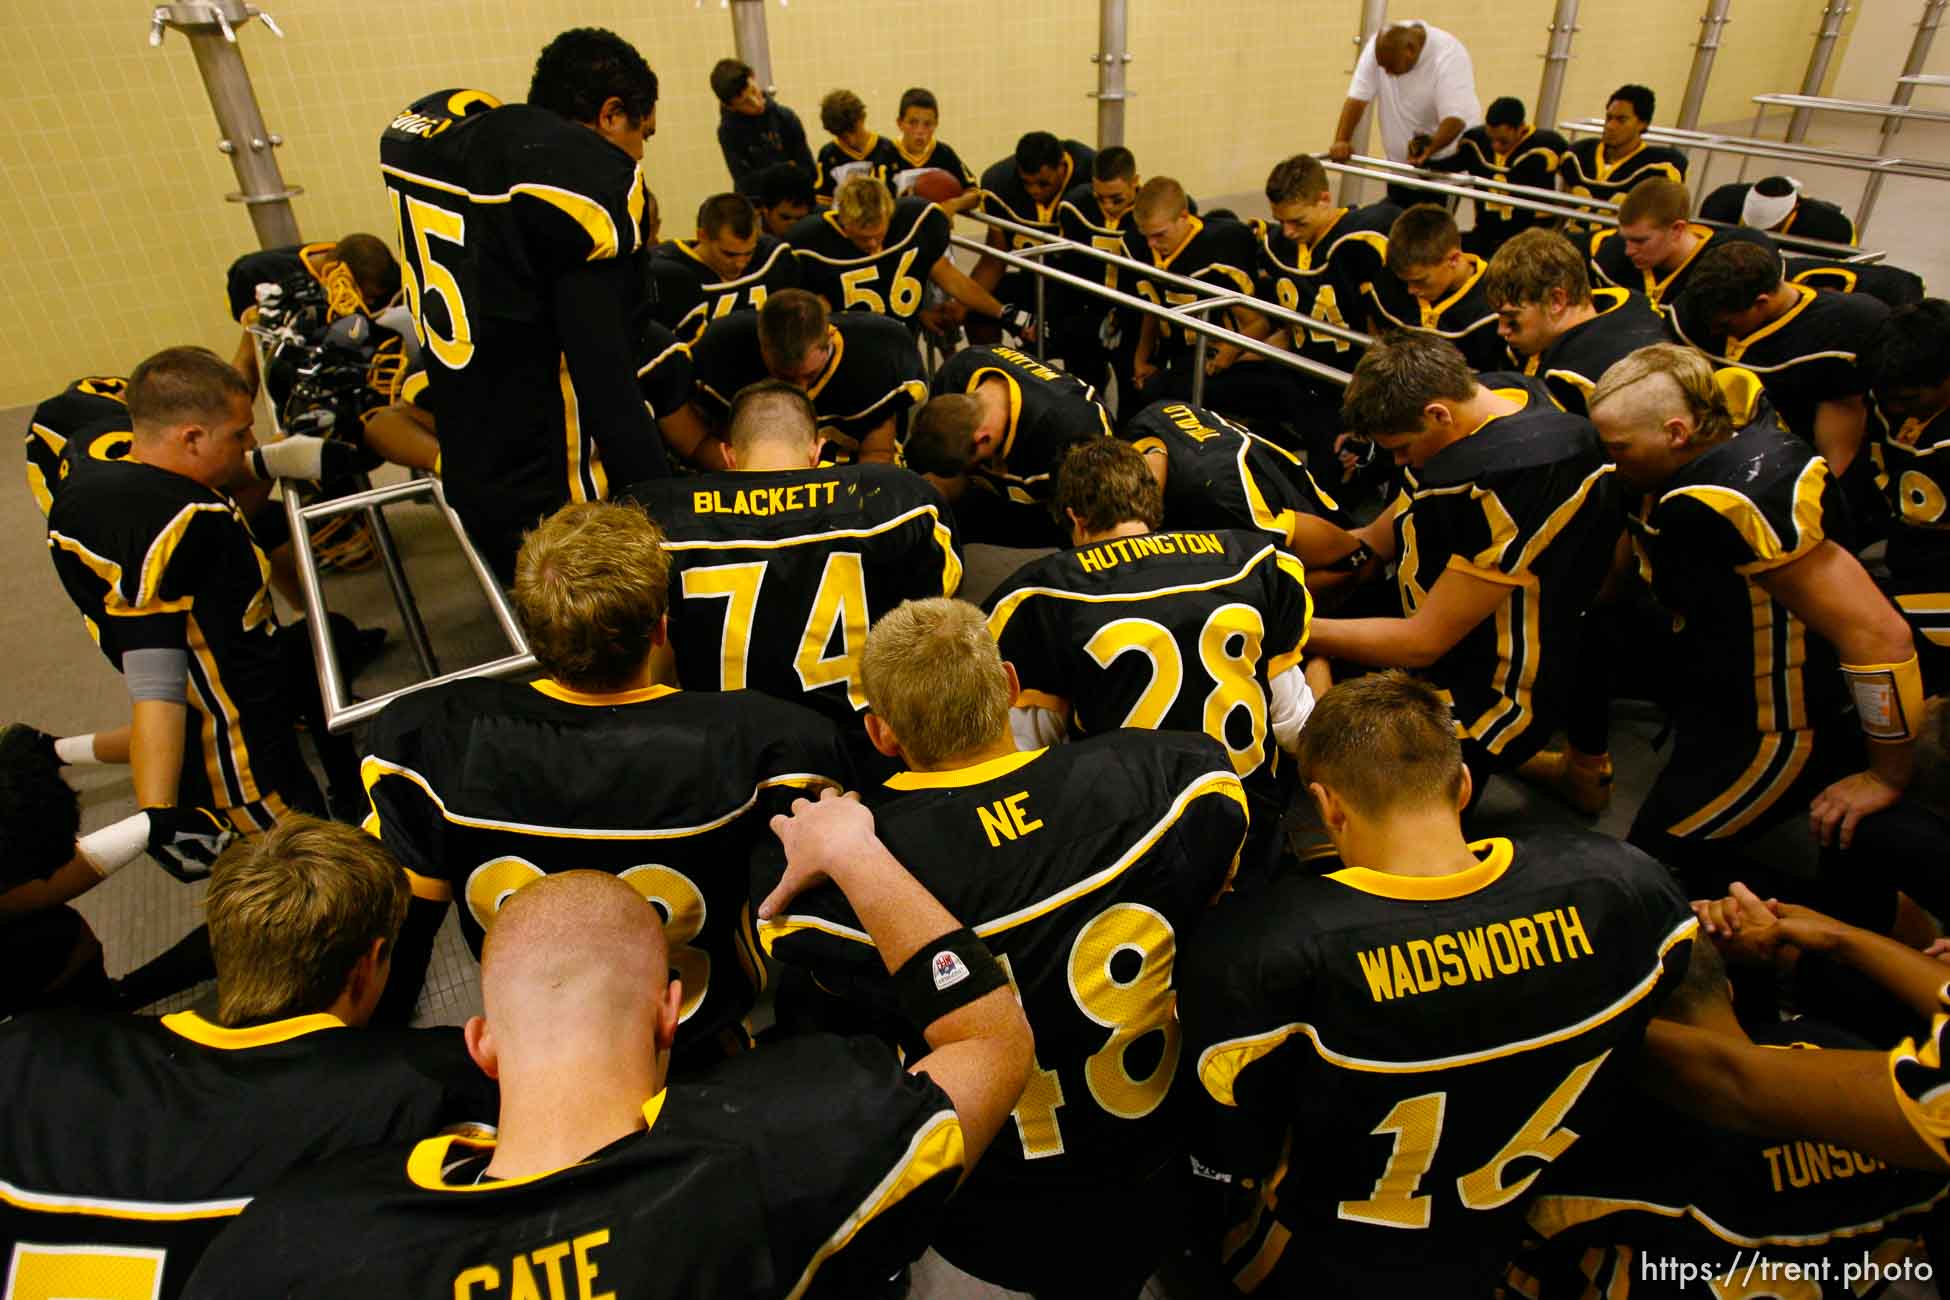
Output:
0,0,1858,408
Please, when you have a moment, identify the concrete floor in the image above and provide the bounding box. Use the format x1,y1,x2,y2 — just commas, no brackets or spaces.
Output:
2,108,1943,1299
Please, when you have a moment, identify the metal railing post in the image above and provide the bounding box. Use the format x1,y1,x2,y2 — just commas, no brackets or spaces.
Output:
729,0,775,91
1090,0,1132,149
1534,0,1581,132
1788,0,1852,141
1035,275,1047,361
1339,0,1391,206
1676,0,1734,132
1860,0,1948,232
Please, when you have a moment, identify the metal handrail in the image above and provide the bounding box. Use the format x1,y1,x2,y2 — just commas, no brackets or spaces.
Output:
1898,74,1950,89
1337,153,1615,214
1558,117,1950,181
1322,158,1609,224
1751,92,1950,126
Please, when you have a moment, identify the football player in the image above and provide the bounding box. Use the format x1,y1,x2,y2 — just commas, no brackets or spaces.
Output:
685,290,927,464
360,500,849,1061
1866,301,1950,690
1559,83,1688,240
1306,333,1623,791
1672,239,1890,535
184,807,1033,1299
1588,177,1773,315
630,381,959,754
787,176,1030,333
813,88,901,203
225,233,402,399
379,30,667,580
24,374,133,518
905,342,1112,544
1482,227,1669,415
0,816,495,1300
1122,398,1374,600
756,598,1248,1296
1453,96,1569,254
1178,671,1699,1295
1700,174,1857,246
647,192,800,344
889,87,979,197
750,160,816,239
1055,145,1147,407
970,131,1098,308
710,57,814,192
1371,204,1504,371
1587,345,1918,902
986,438,1315,877
1784,252,1927,310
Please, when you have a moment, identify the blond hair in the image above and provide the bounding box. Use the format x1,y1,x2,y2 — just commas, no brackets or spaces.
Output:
863,599,1011,766
207,815,409,1027
835,175,894,231
514,501,670,691
1056,438,1161,533
1586,343,1737,447
1618,177,1691,227
1294,672,1464,816
1481,227,1593,309
1133,175,1188,222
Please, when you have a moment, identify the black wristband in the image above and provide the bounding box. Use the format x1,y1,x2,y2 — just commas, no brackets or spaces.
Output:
1321,541,1373,573
892,927,1008,1030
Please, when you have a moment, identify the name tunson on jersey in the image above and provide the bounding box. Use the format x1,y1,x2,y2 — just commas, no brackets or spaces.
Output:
1354,905,1594,1002
689,480,843,516
1077,531,1227,572
1761,1142,1889,1193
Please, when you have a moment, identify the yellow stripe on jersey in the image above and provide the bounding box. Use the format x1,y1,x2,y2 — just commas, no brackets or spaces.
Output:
162,1010,346,1050
1661,462,1829,575
1265,552,1313,679
0,1178,249,1222
529,680,679,707
786,1110,966,1300
1327,838,1513,901
934,517,963,596
378,167,628,260
1890,1002,1950,1166
662,502,955,554
1196,917,1697,1100
48,504,229,619
1527,1182,1950,1251
1665,730,1814,841
187,612,263,805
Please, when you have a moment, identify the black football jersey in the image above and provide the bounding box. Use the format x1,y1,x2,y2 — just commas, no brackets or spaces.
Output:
182,1035,962,1300
647,236,800,344
1521,288,1669,415
1629,396,1849,736
1124,399,1349,543
0,1008,493,1300
1671,282,1889,444
25,375,129,518
634,317,695,418
1131,216,1262,360
1056,184,1142,299
1588,222,1773,313
1179,829,1697,1295
1454,126,1569,247
46,460,291,819
1875,402,1950,582
980,140,1097,246
1390,375,1621,763
1515,1017,1948,1299
1367,252,1505,371
1786,256,1927,310
787,199,952,324
756,733,1246,1259
932,344,1113,502
1559,139,1688,236
814,131,904,200
689,310,928,455
1254,204,1399,364
631,464,959,725
1891,982,1950,1167
361,678,847,1048
380,89,660,573
889,137,977,188
1700,181,1859,247
986,529,1311,803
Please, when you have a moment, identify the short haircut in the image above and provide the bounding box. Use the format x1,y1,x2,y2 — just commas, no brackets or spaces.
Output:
0,725,79,887
697,192,758,241
1133,176,1188,222
127,346,251,433
1339,332,1478,437
819,89,865,136
206,815,410,1028
1376,24,1421,61
1094,146,1137,184
1485,96,1526,128
758,289,830,365
1866,298,1950,392
1265,154,1330,206
334,233,400,304
897,87,938,119
904,395,981,476
1482,227,1593,309
727,379,819,456
1618,177,1691,227
862,599,1011,767
1386,204,1461,273
1056,438,1162,533
1609,83,1656,124
1015,131,1064,174
513,501,671,691
1678,240,1783,324
753,162,815,210
710,58,752,105
529,28,658,125
1295,671,1465,816
1587,343,1740,446
835,176,894,230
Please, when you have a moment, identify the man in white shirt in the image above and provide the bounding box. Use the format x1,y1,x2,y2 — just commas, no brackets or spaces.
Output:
1329,21,1481,205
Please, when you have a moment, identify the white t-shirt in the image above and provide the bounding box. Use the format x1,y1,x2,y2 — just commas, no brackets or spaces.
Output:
1347,21,1483,162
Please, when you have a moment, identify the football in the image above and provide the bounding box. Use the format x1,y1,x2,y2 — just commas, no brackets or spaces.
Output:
909,168,965,205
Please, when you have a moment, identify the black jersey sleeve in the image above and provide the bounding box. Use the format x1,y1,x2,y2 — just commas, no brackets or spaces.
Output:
1417,453,1611,587
1658,454,1835,575
982,567,1074,709
636,321,695,419
556,260,670,486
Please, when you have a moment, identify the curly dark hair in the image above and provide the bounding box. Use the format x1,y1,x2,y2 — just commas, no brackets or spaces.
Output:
0,726,80,887
528,28,658,126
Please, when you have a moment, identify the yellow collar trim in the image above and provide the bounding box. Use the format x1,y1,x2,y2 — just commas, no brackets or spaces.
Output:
837,132,880,161
1152,215,1205,270
1303,209,1351,266
1594,138,1647,181
1326,838,1514,900
404,1092,667,1193
895,140,935,167
162,1010,346,1050
805,325,846,400
1459,387,1533,439
1422,254,1488,325
1495,127,1535,166
1648,224,1714,297
968,367,1024,462
530,680,677,707
886,748,1044,790
1725,283,1817,362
